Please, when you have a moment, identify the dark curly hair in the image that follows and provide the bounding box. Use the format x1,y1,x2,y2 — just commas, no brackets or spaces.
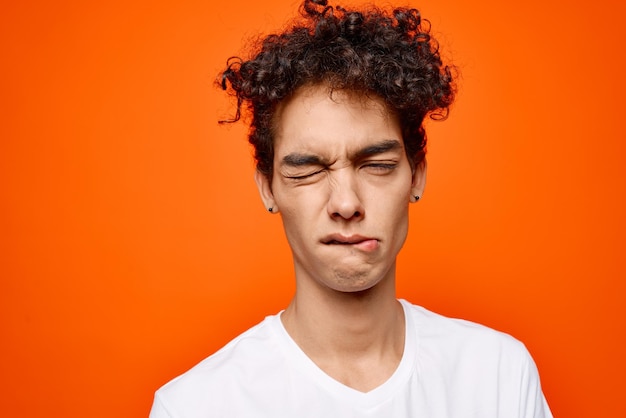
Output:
220,0,456,179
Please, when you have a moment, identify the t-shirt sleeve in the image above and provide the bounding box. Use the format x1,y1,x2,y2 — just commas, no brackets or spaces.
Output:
149,392,173,418
519,347,553,418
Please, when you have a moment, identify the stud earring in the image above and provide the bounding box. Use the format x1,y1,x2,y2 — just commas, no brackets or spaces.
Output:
413,195,420,202
268,207,273,212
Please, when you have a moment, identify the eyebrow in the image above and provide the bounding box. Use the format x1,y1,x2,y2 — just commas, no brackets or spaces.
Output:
353,139,403,160
281,153,328,167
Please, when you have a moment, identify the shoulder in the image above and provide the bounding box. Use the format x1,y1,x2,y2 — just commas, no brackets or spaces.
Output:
401,299,532,369
401,300,550,414
403,300,525,347
152,314,284,416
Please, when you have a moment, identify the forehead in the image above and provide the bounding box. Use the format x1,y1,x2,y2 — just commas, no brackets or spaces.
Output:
273,86,402,157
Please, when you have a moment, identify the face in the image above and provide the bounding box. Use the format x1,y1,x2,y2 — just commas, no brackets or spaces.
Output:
255,85,426,294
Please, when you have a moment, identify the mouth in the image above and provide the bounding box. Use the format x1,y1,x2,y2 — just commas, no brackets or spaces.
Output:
322,234,380,251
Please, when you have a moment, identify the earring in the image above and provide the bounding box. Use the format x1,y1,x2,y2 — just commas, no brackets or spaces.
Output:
268,207,273,212
413,195,420,202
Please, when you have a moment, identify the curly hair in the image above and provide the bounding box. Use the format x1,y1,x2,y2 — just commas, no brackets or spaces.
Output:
220,0,456,179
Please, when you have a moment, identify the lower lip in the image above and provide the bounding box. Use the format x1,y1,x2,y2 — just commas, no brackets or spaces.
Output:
353,239,379,252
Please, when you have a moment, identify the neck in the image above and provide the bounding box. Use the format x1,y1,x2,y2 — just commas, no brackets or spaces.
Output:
281,268,405,391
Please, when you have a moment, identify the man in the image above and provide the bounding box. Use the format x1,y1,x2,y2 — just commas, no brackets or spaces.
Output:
150,0,553,416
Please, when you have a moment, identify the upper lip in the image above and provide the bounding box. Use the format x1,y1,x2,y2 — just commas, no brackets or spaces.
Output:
321,234,375,245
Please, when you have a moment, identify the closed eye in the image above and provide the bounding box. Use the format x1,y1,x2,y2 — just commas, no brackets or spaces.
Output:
285,169,325,180
362,162,397,173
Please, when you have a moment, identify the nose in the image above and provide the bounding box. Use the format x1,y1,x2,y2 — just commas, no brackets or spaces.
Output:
327,170,364,221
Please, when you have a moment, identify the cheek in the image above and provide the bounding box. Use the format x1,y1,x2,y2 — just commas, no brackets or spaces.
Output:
369,176,412,210
275,192,321,237
373,185,411,232
275,182,328,214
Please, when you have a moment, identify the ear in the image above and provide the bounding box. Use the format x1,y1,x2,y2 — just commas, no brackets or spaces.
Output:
254,170,279,213
410,159,427,202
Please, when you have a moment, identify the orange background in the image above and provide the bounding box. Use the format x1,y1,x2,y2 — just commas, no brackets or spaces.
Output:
1,0,625,416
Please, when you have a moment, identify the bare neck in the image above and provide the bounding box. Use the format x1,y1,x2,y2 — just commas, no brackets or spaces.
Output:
281,272,405,392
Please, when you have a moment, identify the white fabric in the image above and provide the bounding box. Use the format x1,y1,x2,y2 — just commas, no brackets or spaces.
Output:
150,300,552,417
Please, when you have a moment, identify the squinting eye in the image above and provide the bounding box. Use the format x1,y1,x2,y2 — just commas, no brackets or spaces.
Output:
285,169,324,180
363,163,397,173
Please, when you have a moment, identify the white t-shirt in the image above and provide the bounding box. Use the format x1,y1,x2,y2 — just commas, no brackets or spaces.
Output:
150,300,552,417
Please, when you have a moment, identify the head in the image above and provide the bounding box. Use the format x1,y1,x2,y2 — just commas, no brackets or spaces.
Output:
219,0,456,292
220,0,456,181
252,84,427,292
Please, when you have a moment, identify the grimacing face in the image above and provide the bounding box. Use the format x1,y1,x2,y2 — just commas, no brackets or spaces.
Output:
255,85,426,294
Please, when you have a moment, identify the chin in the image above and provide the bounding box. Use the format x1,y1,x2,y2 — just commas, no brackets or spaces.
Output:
328,268,383,293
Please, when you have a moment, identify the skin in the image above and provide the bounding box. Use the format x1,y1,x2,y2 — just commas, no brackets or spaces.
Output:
255,84,426,392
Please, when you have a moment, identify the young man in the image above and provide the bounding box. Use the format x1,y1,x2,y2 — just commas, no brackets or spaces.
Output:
150,1,552,416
